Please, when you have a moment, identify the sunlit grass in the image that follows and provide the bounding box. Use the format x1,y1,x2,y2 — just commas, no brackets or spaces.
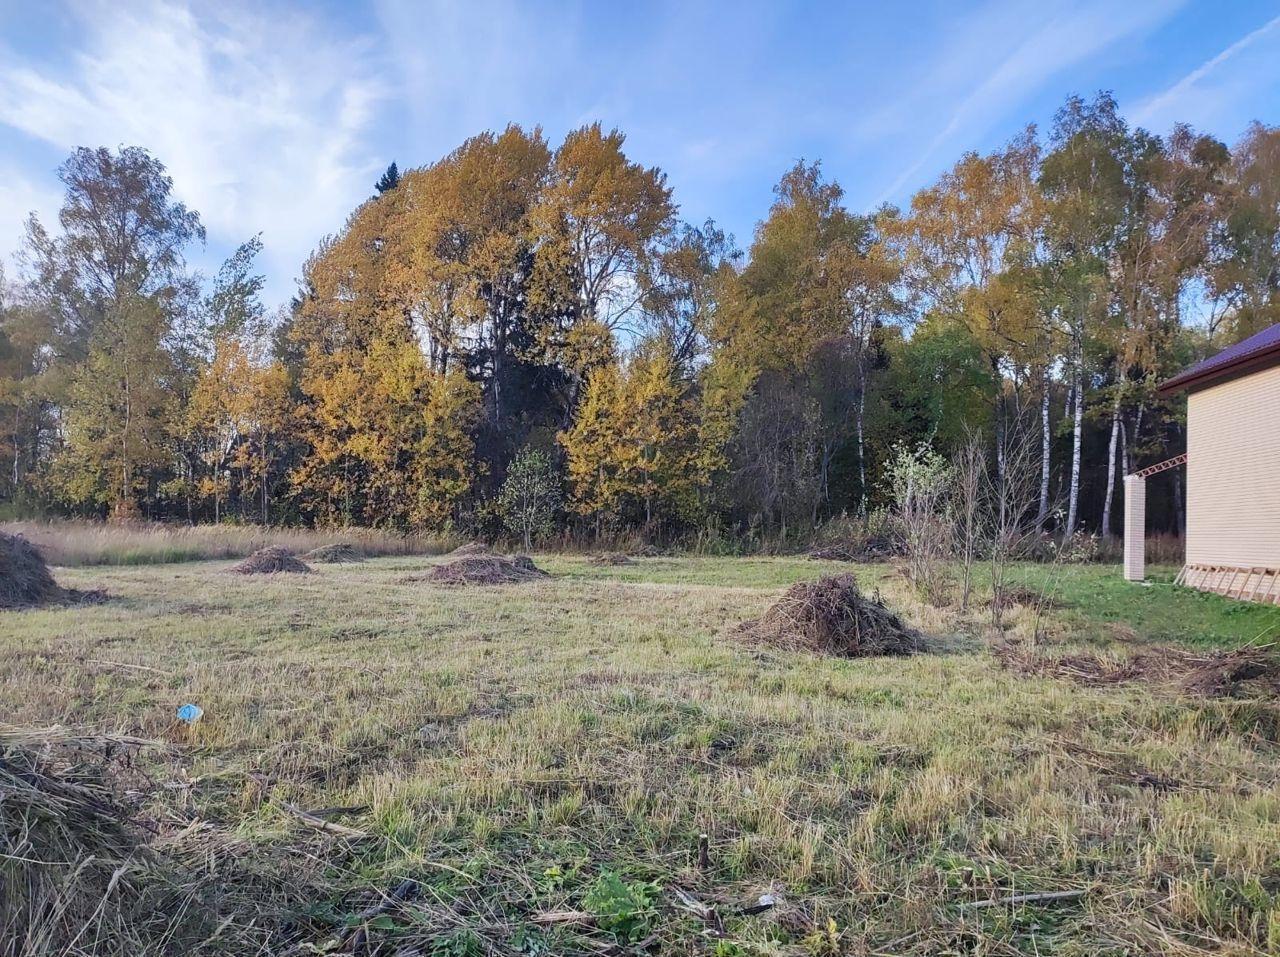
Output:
2,554,1277,954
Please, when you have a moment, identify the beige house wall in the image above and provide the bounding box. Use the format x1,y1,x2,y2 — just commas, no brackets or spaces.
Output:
1186,363,1280,569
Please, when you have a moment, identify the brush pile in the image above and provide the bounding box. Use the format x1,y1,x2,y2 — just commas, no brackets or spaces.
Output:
0,532,60,609
736,573,919,657
807,532,898,563
301,542,364,564
428,554,548,585
995,642,1280,698
589,552,635,566
229,546,312,575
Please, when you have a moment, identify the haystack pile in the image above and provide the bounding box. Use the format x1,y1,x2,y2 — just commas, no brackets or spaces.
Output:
301,542,364,563
447,541,491,557
428,554,548,585
229,546,312,575
0,532,59,609
736,573,919,657
589,551,634,566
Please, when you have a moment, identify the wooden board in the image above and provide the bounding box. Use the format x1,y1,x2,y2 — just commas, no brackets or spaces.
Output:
1179,563,1280,605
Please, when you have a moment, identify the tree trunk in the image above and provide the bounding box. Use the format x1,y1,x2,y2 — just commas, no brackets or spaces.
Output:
1037,371,1051,529
992,356,1005,498
855,371,867,515
1065,358,1084,537
1101,392,1121,538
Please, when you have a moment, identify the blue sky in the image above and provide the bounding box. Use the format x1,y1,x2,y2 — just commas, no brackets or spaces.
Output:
1,0,1278,307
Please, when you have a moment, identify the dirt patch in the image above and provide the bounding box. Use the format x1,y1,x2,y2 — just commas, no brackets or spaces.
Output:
632,544,663,558
447,541,491,557
229,546,312,575
589,551,635,566
995,642,1280,699
427,554,549,585
301,542,364,563
735,573,920,658
1,532,60,609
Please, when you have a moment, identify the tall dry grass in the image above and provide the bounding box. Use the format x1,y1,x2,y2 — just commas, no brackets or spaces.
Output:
0,520,454,567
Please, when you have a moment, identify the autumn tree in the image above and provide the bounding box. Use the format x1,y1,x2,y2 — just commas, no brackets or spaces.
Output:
1206,122,1280,342
22,147,203,517
187,332,290,522
561,338,702,530
0,274,53,504
712,161,901,525
890,129,1050,517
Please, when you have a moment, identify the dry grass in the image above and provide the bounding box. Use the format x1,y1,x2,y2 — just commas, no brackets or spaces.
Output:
1,554,1278,955
1,520,452,567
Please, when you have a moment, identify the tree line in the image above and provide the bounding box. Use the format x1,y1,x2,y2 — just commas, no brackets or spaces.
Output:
1,93,1277,544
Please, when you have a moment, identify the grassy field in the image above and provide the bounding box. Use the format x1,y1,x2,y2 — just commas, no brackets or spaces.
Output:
0,519,453,566
3,554,1279,955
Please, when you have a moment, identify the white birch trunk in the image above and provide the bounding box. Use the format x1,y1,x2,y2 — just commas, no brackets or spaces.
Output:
1101,393,1121,538
1065,357,1084,537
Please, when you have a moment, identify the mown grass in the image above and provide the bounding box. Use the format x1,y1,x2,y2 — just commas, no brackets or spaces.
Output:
2,554,1278,955
1,519,453,566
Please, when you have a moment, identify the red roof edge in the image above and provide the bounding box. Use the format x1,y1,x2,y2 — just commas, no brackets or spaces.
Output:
1158,323,1280,396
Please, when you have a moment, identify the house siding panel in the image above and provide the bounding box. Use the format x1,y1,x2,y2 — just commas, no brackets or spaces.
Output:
1186,364,1280,568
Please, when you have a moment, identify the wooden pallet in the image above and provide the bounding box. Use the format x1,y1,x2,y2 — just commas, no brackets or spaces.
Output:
1178,564,1280,605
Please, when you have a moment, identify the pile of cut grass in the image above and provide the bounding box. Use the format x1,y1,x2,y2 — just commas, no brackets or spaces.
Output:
589,551,634,566
0,728,327,955
737,572,919,657
427,554,548,585
301,542,364,564
446,541,491,558
996,641,1280,698
0,532,58,609
228,546,312,575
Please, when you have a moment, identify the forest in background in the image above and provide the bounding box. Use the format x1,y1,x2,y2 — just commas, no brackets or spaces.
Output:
0,92,1277,547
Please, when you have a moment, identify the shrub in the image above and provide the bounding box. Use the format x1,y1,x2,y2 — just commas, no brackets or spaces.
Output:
885,442,952,603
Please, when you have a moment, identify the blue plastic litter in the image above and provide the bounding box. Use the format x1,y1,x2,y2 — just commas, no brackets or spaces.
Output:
176,703,204,723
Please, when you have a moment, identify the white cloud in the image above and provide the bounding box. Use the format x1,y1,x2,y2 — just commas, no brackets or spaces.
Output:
0,0,388,304
872,0,1185,203
0,163,62,272
1134,14,1280,134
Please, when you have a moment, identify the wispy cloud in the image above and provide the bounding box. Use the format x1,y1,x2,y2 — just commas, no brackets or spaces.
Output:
873,0,1184,204
0,162,62,264
0,0,387,302
1135,14,1280,131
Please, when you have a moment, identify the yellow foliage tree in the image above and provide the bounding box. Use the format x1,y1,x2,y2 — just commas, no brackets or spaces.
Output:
187,332,290,521
560,339,702,529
